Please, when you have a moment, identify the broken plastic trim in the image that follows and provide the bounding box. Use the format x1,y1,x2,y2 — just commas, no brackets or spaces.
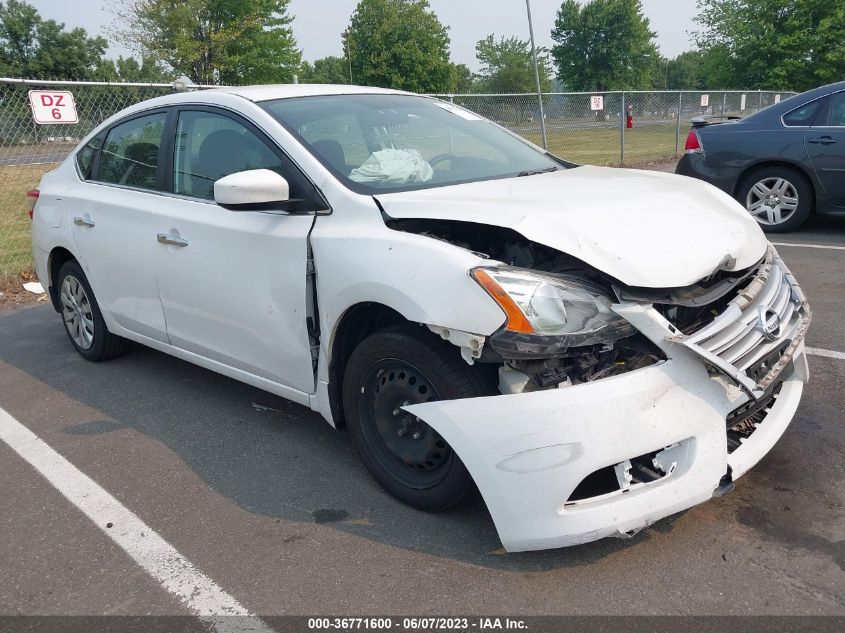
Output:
565,441,689,507
615,256,761,307
426,324,485,365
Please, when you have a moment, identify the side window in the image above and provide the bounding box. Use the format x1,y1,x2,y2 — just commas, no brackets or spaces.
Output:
782,99,824,127
98,112,167,190
174,111,287,200
823,92,845,127
76,136,102,180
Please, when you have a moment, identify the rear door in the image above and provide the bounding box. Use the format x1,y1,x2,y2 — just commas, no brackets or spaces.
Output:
153,107,320,393
68,109,171,342
805,90,845,208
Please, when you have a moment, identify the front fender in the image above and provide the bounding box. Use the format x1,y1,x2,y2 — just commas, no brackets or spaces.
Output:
312,216,506,346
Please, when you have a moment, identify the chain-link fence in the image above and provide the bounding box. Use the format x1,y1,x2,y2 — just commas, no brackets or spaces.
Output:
0,79,795,282
0,78,216,281
431,90,795,165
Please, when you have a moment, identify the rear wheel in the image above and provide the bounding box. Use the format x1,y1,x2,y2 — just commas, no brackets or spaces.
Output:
737,166,812,232
57,260,126,361
342,323,493,511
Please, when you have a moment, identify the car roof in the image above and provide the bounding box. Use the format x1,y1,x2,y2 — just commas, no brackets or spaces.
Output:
207,83,414,102
86,83,424,138
744,80,845,122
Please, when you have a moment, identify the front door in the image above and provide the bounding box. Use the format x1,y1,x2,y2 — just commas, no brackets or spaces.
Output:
805,90,845,208
154,108,317,393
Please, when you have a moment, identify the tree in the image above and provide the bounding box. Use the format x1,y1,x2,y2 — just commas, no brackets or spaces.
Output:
117,0,301,85
346,0,451,93
474,34,551,94
550,0,659,91
300,56,350,84
0,0,107,80
694,0,845,91
448,62,475,94
660,51,710,90
94,55,173,83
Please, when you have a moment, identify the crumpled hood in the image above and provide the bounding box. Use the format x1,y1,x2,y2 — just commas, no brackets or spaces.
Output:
375,165,768,288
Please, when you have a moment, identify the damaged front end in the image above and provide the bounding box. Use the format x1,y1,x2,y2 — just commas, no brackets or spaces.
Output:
389,218,809,552
388,218,667,393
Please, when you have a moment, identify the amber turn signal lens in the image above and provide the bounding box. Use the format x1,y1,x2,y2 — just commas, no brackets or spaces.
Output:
472,269,534,334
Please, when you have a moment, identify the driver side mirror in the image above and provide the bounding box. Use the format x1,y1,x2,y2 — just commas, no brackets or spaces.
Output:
214,169,290,211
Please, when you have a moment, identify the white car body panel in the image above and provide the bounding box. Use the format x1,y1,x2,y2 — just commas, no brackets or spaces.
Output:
69,181,171,343
29,84,810,553
377,166,769,288
154,197,316,392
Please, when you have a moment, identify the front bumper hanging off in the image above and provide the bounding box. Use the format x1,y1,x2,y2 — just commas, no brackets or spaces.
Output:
406,346,807,552
405,252,810,552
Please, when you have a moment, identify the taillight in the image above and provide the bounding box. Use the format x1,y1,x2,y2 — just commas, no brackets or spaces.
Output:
684,129,703,154
26,189,39,220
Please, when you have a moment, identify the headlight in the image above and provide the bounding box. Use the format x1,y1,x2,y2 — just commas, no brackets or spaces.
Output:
472,266,634,353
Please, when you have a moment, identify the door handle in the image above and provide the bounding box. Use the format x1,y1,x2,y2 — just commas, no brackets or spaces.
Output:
73,216,95,228
807,136,837,145
156,233,189,247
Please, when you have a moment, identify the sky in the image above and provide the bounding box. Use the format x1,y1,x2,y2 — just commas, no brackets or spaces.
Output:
27,0,700,71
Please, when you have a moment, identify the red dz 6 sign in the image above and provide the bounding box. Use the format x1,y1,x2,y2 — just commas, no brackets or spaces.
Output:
28,90,79,124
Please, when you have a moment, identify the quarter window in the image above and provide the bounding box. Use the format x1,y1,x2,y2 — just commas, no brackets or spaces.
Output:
97,112,167,190
75,136,102,180
782,99,823,127
173,111,286,200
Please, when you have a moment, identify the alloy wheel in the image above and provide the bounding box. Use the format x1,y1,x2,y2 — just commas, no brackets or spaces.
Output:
60,274,95,350
745,177,799,226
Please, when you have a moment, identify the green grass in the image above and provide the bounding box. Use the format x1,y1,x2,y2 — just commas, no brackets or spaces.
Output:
0,124,680,283
0,163,56,279
525,122,681,165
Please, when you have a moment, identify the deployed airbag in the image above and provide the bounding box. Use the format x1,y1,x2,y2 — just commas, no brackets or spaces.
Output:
350,148,434,185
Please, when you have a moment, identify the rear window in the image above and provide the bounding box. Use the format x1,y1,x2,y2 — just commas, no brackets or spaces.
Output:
97,112,167,190
822,91,845,126
782,99,824,126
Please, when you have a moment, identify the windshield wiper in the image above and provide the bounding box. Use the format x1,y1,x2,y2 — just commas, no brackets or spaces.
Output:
517,166,558,177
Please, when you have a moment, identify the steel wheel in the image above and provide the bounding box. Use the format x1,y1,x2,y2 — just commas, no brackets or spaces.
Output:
358,359,452,490
745,176,799,226
60,274,95,350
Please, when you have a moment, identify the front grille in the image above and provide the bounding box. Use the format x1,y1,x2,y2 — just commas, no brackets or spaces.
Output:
672,246,810,398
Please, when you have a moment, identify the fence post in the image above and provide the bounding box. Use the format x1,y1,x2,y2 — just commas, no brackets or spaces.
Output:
675,92,683,155
525,0,548,150
722,92,727,116
759,90,763,110
620,92,625,164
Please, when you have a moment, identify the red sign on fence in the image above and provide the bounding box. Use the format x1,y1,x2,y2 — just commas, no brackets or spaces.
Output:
28,90,79,124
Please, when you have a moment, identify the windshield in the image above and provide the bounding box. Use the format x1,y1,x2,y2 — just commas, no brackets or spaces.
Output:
260,94,563,194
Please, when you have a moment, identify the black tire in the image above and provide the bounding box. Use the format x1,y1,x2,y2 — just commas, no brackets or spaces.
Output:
342,323,494,512
56,260,127,361
737,166,813,233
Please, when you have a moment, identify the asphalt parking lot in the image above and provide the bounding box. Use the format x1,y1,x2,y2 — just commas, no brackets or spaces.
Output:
0,216,843,625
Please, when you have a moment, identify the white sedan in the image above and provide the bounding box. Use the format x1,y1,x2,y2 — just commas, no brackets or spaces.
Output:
30,85,811,552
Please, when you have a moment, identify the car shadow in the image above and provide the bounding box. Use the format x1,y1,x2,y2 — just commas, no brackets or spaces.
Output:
0,305,688,571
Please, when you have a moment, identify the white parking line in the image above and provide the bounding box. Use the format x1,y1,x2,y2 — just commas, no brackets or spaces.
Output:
0,406,274,633
807,347,845,361
772,242,845,251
